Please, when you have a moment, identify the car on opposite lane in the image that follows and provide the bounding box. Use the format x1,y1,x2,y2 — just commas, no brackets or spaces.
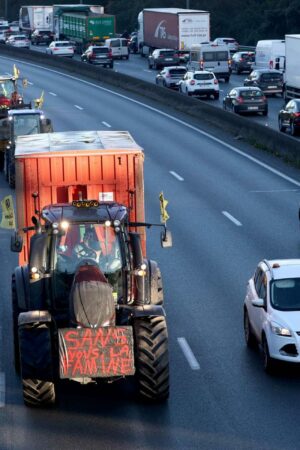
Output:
244,259,300,373
231,51,255,74
278,99,300,136
223,86,268,115
244,69,284,96
155,66,187,89
46,41,74,58
81,46,113,67
148,49,180,70
179,70,220,99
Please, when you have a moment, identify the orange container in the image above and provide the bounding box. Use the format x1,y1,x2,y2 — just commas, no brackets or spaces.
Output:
15,131,145,265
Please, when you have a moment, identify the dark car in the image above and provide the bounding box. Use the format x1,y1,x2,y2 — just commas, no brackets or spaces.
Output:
231,51,255,74
155,66,187,89
244,69,283,96
148,49,180,70
31,29,54,45
81,46,113,68
223,86,268,115
278,99,300,136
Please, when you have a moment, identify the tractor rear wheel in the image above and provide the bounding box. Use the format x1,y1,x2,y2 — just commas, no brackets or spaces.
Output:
19,322,55,407
134,316,169,401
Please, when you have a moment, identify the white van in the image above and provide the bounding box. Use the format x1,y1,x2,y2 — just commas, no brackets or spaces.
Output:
254,40,285,71
104,38,129,60
188,43,231,82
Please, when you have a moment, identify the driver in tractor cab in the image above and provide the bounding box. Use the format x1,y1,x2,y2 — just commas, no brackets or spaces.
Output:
73,226,102,262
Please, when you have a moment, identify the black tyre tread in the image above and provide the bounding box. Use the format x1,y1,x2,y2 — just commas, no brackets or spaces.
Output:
22,378,55,407
8,169,15,188
156,267,164,305
134,316,169,401
262,335,277,375
244,309,257,349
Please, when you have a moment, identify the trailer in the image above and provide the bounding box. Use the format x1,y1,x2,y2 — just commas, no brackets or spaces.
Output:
284,34,300,101
137,8,210,57
19,5,53,35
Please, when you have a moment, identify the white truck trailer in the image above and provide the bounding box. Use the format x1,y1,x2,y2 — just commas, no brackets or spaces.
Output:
284,34,300,101
137,8,210,57
19,5,53,35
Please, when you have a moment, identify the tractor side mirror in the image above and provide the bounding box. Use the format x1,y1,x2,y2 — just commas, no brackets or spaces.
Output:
11,232,23,252
160,229,172,248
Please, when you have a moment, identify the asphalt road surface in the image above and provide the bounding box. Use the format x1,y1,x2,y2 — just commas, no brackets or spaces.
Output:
1,55,300,450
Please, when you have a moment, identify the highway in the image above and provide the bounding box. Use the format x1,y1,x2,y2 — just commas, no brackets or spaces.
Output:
30,44,289,134
1,55,300,450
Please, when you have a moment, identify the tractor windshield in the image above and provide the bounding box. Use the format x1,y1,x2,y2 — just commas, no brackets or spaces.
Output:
13,114,41,138
0,79,15,98
53,223,122,306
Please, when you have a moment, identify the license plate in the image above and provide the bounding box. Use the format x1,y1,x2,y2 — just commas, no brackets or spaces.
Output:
165,58,172,61
268,86,277,89
59,326,135,378
248,106,258,110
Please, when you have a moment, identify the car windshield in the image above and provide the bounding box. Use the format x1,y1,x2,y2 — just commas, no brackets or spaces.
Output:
13,114,41,138
240,90,263,98
271,279,300,311
242,53,255,61
160,51,175,57
261,73,282,81
0,79,15,98
169,69,186,75
57,42,71,47
93,47,108,54
194,73,214,80
203,51,228,61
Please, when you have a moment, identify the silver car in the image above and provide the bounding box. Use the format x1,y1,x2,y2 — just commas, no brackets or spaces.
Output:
155,66,187,89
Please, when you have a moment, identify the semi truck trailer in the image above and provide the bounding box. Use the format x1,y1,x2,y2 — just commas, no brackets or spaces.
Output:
284,34,300,100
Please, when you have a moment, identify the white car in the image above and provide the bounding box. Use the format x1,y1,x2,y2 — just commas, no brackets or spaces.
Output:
46,41,74,58
213,37,239,53
244,259,300,373
6,34,30,48
178,70,219,99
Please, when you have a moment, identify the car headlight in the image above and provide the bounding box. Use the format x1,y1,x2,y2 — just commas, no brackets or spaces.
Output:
270,321,292,337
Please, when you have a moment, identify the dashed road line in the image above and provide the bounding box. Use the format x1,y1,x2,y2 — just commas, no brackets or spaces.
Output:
0,373,4,407
102,121,111,128
170,171,184,181
49,92,57,96
74,105,83,110
177,337,200,370
250,189,300,193
222,211,242,226
27,81,33,86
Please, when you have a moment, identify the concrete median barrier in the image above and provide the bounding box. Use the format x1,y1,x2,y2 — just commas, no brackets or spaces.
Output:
1,45,300,164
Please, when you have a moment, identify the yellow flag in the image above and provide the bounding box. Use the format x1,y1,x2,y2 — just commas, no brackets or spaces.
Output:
13,64,20,79
159,192,170,223
34,91,44,109
0,195,16,229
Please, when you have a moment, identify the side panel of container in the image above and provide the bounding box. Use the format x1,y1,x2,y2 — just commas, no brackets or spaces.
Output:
178,13,210,50
16,152,145,265
143,11,179,50
60,15,87,39
87,16,115,41
285,35,300,98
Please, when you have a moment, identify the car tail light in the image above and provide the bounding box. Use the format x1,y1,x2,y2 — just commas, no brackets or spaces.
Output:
91,53,96,59
262,96,267,102
190,80,195,85
53,47,58,51
159,55,164,58
174,53,178,58
108,49,112,58
239,58,244,62
214,79,218,85
293,112,300,117
236,96,244,104
269,60,274,69
166,74,171,78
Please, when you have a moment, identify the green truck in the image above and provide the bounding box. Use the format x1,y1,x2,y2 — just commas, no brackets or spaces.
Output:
54,6,115,54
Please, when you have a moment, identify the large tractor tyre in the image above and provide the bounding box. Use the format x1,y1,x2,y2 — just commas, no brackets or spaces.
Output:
8,166,15,189
151,267,163,306
0,152,4,172
19,322,55,407
134,316,169,402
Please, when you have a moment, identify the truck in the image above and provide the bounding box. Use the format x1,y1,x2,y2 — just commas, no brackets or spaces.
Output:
283,34,300,101
10,130,171,407
0,109,53,187
19,5,53,36
137,8,210,57
53,4,115,54
254,39,285,71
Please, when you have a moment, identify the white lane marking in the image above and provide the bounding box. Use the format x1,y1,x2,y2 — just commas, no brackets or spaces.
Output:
0,373,5,407
102,121,111,128
177,337,200,370
49,92,57,96
222,211,242,226
144,69,152,73
74,105,83,110
27,81,33,86
170,170,184,181
5,57,300,190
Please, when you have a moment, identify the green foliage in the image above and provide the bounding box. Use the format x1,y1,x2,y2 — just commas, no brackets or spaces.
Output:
2,0,298,45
